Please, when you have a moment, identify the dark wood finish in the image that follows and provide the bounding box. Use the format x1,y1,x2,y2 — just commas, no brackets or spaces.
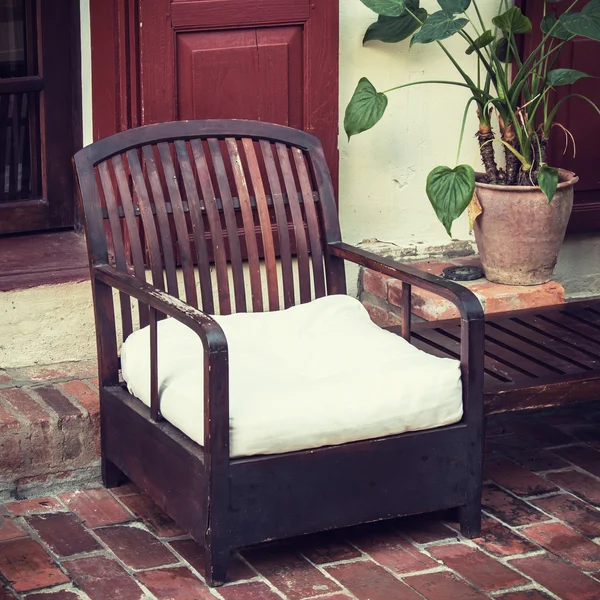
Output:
74,120,485,586
0,0,80,235
0,230,88,292
522,1,600,233
407,299,600,415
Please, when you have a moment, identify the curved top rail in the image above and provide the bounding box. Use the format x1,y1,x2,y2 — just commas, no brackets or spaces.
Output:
74,119,324,169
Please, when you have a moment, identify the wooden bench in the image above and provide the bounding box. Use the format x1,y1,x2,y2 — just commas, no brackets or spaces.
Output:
409,300,600,415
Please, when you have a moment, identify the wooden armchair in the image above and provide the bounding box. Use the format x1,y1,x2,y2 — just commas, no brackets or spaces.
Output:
73,120,485,587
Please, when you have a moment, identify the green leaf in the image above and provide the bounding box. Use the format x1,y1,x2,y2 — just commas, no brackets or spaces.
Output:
426,165,476,236
547,68,591,86
344,78,389,139
539,165,559,203
364,9,427,44
494,36,513,61
438,0,471,15
360,0,419,17
466,30,495,55
541,13,571,40
492,7,533,35
560,0,600,41
411,11,468,45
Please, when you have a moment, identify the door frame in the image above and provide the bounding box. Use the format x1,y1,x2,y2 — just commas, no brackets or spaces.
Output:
520,0,600,234
89,0,339,191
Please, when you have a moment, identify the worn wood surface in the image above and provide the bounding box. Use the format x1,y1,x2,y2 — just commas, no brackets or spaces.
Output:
408,299,600,415
74,120,485,586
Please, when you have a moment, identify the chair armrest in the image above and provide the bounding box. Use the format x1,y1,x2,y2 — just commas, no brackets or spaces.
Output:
328,242,485,424
328,242,484,322
94,264,227,351
93,264,229,461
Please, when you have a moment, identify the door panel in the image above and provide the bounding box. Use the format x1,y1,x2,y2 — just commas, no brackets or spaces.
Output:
139,0,338,190
522,1,600,232
177,27,302,127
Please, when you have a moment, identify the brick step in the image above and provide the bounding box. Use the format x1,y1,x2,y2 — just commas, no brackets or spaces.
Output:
360,257,565,327
0,362,101,501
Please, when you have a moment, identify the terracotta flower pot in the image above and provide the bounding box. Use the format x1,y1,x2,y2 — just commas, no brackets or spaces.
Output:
473,169,578,286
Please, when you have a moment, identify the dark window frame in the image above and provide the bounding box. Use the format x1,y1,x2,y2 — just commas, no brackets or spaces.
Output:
0,0,82,236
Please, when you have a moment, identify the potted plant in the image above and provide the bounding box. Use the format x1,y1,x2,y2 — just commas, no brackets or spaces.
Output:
345,0,600,285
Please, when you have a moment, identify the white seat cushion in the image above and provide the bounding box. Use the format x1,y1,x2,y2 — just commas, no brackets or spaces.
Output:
121,295,463,457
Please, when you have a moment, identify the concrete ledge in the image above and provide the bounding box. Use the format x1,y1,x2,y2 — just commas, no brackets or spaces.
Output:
360,256,565,326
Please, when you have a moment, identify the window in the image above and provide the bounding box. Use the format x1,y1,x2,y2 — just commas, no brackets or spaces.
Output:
0,0,79,235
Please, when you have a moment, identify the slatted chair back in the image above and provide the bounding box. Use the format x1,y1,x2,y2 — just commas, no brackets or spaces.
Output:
73,120,347,337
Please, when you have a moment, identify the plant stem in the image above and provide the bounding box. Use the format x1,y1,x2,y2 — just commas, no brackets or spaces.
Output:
382,80,473,95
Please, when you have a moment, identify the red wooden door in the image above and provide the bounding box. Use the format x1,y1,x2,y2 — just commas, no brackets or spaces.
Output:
137,0,339,188
522,1,600,232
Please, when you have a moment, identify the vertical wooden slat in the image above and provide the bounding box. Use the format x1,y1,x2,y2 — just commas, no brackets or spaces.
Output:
174,140,215,314
157,142,199,308
277,143,311,303
0,94,9,200
141,145,180,298
9,94,18,198
111,154,149,327
97,161,133,339
125,149,164,290
149,306,160,421
309,145,346,295
292,148,326,298
242,138,279,311
207,138,246,313
260,140,294,308
402,282,411,341
190,139,231,315
226,138,263,312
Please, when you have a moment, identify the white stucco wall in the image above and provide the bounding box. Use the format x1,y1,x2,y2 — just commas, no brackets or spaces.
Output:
80,0,93,147
339,0,494,249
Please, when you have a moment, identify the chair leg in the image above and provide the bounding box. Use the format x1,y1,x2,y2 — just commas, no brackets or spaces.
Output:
204,541,230,587
458,502,482,538
101,456,126,489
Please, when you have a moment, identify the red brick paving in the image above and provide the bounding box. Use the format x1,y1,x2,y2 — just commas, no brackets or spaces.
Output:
508,553,600,600
473,516,538,557
242,546,341,599
2,391,600,598
58,489,132,528
325,560,422,600
496,591,554,600
482,485,549,526
404,570,489,599
5,498,63,516
483,457,559,496
0,517,28,542
521,521,600,570
25,513,101,557
218,581,283,600
530,493,600,537
428,543,528,592
118,493,185,538
136,567,214,599
169,538,256,582
95,525,178,570
349,527,438,574
546,469,600,506
62,556,145,600
0,538,70,592
24,592,81,600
